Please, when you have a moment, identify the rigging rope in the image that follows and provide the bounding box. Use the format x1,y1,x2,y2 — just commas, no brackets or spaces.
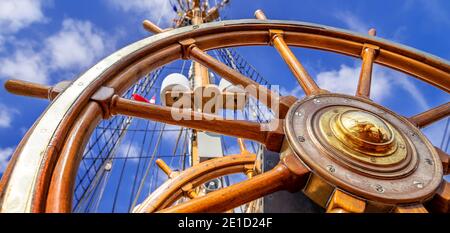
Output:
74,68,162,211
127,120,152,211
130,123,167,211
440,117,450,152
111,118,142,212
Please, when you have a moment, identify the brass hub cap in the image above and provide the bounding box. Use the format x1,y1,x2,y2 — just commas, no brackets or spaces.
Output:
330,109,396,154
284,94,443,204
319,106,408,167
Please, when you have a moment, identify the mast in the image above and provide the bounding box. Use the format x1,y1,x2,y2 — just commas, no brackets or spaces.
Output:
169,0,234,200
191,0,208,166
171,0,231,167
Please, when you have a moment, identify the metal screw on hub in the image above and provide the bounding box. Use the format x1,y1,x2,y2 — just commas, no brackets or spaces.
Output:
374,184,384,193
413,181,424,189
326,165,335,173
298,136,305,142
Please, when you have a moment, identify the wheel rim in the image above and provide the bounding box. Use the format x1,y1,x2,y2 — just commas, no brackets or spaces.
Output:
0,19,449,213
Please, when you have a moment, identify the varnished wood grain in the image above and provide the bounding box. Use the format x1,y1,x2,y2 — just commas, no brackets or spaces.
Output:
394,204,428,213
158,153,309,213
3,19,450,212
46,102,103,213
143,20,163,34
271,34,322,96
356,44,378,98
237,138,248,153
111,96,271,146
409,102,450,128
326,189,366,213
427,181,449,213
255,9,322,96
133,153,256,213
156,159,175,178
4,79,50,99
254,9,267,20
189,46,279,107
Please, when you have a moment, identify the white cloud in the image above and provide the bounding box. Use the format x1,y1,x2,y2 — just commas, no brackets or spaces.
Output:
118,141,141,158
314,64,429,110
280,85,304,99
0,48,49,83
0,0,48,51
45,19,111,70
335,11,370,34
0,0,46,34
0,18,115,84
0,104,19,128
0,147,14,174
316,64,391,103
393,76,430,110
162,124,184,146
108,0,175,27
330,9,430,110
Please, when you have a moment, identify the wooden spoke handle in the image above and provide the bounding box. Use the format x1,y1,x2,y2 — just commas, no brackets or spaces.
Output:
4,79,51,99
158,153,310,213
110,95,269,144
409,102,450,128
255,9,322,96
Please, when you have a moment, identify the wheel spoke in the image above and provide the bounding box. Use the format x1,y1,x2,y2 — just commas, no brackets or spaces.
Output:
237,138,248,153
142,19,173,34
255,9,322,96
4,79,51,99
187,46,281,109
409,102,450,128
426,181,449,213
435,147,449,175
155,159,177,178
158,153,310,213
110,96,283,148
133,153,256,213
142,20,163,34
325,189,366,213
356,29,379,98
4,79,71,100
155,159,197,198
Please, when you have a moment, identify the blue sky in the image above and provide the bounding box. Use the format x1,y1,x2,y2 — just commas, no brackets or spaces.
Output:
0,0,449,190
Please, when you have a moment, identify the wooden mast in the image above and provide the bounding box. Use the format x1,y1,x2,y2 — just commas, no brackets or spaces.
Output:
190,0,207,167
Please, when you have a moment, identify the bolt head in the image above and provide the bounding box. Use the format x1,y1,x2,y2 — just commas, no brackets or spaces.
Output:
326,165,335,173
298,136,305,142
374,184,384,193
413,181,424,189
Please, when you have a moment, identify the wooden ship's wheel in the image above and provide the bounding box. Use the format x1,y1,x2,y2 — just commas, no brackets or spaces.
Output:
0,2,449,213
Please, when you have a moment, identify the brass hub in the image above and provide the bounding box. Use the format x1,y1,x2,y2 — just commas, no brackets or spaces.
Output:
284,94,443,205
318,106,407,166
331,109,395,154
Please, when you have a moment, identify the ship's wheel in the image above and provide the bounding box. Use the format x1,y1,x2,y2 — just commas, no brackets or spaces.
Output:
0,9,449,213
